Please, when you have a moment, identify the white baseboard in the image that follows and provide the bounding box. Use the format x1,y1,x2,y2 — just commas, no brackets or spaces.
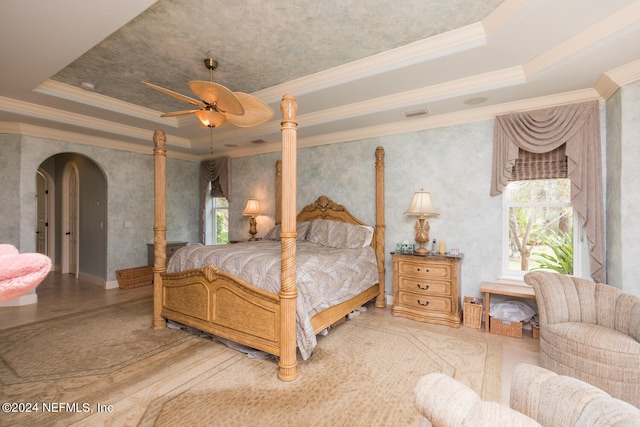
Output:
78,272,107,288
0,291,38,306
105,280,119,289
385,294,393,306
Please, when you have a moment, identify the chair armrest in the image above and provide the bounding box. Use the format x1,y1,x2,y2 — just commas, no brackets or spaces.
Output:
413,373,540,426
511,363,640,426
413,373,480,426
615,292,640,341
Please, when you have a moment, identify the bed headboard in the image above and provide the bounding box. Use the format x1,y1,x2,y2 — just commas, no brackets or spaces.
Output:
296,195,367,226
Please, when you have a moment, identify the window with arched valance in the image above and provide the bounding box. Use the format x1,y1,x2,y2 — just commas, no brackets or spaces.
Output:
199,157,231,243
490,101,605,283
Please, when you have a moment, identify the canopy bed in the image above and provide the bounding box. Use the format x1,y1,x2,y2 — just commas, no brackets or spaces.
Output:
151,94,386,381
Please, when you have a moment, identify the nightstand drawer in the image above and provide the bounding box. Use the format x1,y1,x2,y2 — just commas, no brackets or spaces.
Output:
397,260,450,280
398,276,451,296
397,291,452,313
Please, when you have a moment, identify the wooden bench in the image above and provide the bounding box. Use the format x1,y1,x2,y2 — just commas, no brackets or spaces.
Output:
480,282,536,331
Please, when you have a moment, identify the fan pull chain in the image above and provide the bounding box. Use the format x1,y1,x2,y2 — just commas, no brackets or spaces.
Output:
209,126,214,155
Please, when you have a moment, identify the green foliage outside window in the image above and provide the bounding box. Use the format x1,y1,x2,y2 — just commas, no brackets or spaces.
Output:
506,179,574,275
530,229,573,275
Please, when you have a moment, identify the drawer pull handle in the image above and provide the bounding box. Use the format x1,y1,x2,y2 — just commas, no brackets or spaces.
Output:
417,299,430,306
416,283,429,290
416,268,430,272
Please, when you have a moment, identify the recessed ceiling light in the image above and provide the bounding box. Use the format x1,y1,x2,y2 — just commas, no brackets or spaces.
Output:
402,109,430,118
80,82,95,91
464,97,488,105
251,139,269,144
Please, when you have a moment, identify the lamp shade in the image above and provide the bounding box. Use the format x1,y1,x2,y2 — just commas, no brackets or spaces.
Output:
404,188,439,216
242,197,262,217
195,110,226,128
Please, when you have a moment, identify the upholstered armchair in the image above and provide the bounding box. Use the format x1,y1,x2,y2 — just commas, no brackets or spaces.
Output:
0,244,51,302
524,271,640,408
412,363,640,426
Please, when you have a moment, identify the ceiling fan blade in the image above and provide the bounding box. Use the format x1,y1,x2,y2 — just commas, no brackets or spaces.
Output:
142,81,206,108
224,92,275,127
160,109,200,117
189,81,244,115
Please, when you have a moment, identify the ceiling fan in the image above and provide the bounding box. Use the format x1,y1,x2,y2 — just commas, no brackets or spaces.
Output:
143,58,274,128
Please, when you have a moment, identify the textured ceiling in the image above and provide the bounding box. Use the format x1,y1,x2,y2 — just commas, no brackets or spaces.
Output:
1,0,640,159
52,0,503,112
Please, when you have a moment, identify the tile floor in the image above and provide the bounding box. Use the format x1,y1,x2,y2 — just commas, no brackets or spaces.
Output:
0,271,540,405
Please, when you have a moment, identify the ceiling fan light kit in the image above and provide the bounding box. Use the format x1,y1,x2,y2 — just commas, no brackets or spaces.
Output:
142,57,274,129
195,109,226,128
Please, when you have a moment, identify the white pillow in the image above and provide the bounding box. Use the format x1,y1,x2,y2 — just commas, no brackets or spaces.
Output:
264,222,310,241
307,219,374,249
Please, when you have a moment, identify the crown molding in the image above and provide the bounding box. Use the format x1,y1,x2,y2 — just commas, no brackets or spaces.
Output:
481,0,533,35
524,1,640,77
607,58,640,87
256,0,535,103
0,122,199,162
204,87,602,159
291,88,601,150
0,83,617,162
255,22,489,102
35,80,170,124
595,59,640,99
0,95,192,149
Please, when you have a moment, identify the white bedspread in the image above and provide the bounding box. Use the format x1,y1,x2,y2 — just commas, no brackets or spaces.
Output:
166,241,379,359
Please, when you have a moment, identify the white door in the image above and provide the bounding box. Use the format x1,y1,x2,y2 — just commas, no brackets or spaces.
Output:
36,171,48,255
62,163,79,276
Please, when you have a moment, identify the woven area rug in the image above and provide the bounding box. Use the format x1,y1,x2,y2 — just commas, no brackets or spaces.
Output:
0,297,501,426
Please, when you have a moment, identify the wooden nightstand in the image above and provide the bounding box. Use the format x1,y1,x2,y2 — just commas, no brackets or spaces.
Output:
391,252,463,327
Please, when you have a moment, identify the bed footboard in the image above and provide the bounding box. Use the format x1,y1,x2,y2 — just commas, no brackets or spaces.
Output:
161,265,282,356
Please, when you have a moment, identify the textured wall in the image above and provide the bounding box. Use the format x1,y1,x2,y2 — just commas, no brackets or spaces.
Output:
3,135,199,281
0,134,21,247
606,90,623,288
619,81,640,293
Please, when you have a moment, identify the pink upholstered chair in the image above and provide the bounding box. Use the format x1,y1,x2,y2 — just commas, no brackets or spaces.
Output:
0,244,51,302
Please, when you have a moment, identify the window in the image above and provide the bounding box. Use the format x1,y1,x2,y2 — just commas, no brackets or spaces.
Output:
205,194,229,245
502,179,581,280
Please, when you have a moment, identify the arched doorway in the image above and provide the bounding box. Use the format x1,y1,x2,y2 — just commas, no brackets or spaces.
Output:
38,153,108,285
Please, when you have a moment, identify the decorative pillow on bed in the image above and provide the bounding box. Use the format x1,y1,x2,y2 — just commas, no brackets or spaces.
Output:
264,222,310,241
306,219,374,249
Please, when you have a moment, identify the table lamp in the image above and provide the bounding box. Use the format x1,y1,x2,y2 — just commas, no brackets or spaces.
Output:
242,197,262,241
404,188,439,254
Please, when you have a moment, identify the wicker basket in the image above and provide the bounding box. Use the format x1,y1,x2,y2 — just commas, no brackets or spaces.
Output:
116,266,154,289
463,296,483,329
532,325,540,339
490,317,523,338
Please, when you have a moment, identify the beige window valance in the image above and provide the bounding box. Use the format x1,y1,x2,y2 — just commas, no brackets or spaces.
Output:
490,101,605,283
199,157,231,243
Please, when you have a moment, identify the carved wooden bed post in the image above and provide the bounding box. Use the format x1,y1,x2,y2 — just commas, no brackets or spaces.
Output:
152,129,167,329
275,160,282,225
375,146,386,308
278,94,298,381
